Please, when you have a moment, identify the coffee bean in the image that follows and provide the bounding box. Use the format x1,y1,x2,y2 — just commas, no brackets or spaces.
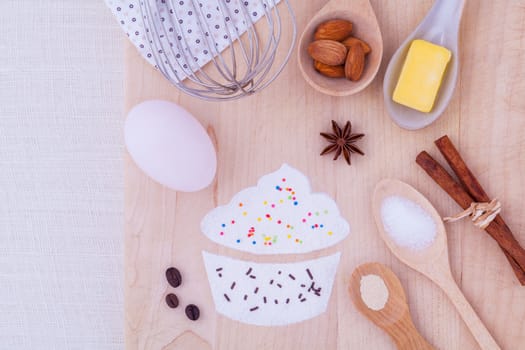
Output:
185,304,200,321
165,293,179,308
165,267,182,288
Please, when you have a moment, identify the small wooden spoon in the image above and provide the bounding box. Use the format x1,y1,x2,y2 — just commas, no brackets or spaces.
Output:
372,179,501,350
349,262,434,350
297,0,383,96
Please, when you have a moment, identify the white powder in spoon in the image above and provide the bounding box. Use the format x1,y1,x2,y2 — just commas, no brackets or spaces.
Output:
360,274,389,311
381,196,437,250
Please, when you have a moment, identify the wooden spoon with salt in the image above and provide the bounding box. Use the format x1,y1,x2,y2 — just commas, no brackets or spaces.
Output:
349,262,434,350
372,179,501,350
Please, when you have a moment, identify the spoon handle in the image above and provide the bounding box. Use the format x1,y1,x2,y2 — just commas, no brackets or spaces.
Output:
429,0,467,31
389,315,435,350
439,277,501,350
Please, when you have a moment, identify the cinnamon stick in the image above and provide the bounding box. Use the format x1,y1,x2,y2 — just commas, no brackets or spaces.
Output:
433,136,525,271
416,151,525,285
435,136,519,245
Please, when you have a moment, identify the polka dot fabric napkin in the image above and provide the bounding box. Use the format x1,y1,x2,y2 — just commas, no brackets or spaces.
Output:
105,0,281,80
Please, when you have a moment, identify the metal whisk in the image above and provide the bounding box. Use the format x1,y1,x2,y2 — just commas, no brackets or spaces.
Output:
138,0,296,101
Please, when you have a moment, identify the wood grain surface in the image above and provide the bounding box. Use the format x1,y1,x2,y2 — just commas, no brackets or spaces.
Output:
124,1,525,349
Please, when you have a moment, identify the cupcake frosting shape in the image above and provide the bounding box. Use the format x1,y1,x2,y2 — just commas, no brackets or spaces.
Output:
201,164,350,254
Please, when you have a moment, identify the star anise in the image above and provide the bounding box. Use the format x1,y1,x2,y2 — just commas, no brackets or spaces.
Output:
320,120,365,165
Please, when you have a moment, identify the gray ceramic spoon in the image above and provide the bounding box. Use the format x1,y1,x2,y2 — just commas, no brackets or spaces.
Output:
383,0,466,130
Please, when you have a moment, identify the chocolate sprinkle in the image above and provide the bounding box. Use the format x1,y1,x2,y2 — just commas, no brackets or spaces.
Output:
300,284,306,288
306,268,313,280
288,274,296,280
254,287,259,294
230,282,236,290
298,293,303,299
300,298,307,302
276,283,282,288
250,306,259,312
224,293,231,302
218,273,223,278
286,298,290,304
263,297,267,304
278,270,282,275
274,299,278,304
243,294,248,301
246,267,252,275
269,279,274,285
249,275,256,279
216,267,223,272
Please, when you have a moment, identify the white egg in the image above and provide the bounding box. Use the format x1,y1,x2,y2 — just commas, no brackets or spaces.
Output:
125,100,217,192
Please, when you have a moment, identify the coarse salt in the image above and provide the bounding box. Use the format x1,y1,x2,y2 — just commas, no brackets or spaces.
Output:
381,196,436,250
360,274,389,311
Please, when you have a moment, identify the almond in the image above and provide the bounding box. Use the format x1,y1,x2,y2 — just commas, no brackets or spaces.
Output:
345,44,365,81
307,40,348,66
314,60,345,78
314,19,353,41
341,36,371,55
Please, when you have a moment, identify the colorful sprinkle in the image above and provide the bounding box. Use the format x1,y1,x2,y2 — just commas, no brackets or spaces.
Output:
242,211,247,216
328,231,333,236
294,201,298,206
282,178,286,182
221,224,226,227
236,239,241,243
238,203,243,207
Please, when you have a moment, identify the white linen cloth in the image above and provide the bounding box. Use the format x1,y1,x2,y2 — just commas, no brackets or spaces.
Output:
0,1,124,349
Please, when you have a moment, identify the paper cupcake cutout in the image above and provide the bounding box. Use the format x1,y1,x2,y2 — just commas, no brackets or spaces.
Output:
201,164,350,254
202,251,340,326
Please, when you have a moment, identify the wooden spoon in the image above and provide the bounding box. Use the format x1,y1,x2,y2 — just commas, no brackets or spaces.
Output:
349,262,435,350
297,0,383,96
372,179,501,350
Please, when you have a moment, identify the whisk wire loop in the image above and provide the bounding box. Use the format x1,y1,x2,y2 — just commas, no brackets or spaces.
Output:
137,0,296,101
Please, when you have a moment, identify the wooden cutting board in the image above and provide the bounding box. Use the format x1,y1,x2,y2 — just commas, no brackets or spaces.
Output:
124,1,525,349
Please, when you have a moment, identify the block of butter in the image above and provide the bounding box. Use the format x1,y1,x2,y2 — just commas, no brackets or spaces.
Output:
393,39,452,113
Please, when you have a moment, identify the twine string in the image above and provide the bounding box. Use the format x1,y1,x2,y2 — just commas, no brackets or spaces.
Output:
443,199,501,229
